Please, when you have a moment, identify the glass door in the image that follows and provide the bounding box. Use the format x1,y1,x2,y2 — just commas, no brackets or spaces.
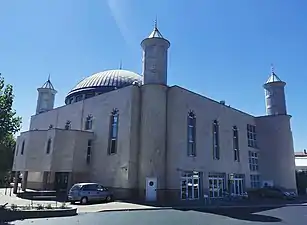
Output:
180,172,200,200
232,178,244,196
209,177,224,198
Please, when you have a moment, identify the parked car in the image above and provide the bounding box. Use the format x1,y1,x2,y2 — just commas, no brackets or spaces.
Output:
248,186,297,200
67,183,113,204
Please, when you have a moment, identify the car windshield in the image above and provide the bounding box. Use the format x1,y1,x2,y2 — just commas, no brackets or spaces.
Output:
70,185,81,191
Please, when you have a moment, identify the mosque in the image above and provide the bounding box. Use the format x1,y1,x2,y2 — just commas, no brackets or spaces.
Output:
12,23,297,201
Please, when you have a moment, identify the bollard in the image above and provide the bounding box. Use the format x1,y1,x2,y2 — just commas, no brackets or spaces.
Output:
9,187,12,196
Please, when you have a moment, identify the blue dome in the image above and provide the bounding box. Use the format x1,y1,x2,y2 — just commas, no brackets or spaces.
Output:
65,69,143,104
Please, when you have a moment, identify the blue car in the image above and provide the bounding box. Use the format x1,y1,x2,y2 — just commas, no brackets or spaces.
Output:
68,183,113,204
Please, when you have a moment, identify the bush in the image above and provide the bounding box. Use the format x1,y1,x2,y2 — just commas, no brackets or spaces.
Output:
36,204,44,210
10,204,17,211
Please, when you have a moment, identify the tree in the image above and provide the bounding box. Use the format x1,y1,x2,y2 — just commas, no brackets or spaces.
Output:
0,73,22,182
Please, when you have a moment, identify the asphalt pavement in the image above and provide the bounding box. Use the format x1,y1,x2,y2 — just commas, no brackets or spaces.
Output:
9,205,307,225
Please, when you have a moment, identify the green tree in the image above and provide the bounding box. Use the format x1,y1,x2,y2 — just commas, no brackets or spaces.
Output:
0,73,22,182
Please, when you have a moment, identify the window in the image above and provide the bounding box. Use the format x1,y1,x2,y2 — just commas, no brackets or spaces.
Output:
249,151,259,171
247,124,257,148
108,109,119,155
86,140,92,164
85,93,95,99
250,174,261,188
233,126,240,162
85,115,93,130
213,120,220,160
75,95,83,102
46,138,52,154
208,173,226,198
65,120,71,130
187,111,196,157
15,144,19,156
21,141,25,155
69,98,74,104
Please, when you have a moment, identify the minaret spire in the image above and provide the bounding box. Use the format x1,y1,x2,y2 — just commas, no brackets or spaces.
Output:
119,60,123,70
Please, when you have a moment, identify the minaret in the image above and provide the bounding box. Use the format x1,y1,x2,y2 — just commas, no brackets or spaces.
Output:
141,20,170,85
263,65,287,116
36,75,57,114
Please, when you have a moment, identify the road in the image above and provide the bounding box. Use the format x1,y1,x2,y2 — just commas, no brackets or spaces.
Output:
10,205,307,225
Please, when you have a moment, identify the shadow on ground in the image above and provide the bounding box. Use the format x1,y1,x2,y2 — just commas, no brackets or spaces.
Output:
183,206,283,223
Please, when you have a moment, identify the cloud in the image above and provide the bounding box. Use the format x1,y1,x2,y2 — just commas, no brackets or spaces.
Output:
106,0,136,47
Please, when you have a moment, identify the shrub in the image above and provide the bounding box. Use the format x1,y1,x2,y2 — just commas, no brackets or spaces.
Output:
36,204,44,210
10,204,17,211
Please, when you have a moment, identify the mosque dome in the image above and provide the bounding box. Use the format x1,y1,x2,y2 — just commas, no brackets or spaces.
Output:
65,69,143,104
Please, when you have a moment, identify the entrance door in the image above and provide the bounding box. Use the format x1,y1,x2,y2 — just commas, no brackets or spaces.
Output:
146,177,157,201
232,178,244,196
55,172,69,191
181,172,200,200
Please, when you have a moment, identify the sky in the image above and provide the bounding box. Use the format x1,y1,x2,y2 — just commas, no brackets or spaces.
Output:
0,0,306,151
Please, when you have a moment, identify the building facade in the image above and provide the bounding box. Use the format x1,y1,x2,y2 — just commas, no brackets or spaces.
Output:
12,24,297,202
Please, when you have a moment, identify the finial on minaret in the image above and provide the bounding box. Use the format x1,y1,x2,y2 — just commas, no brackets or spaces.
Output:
119,60,123,70
154,16,158,29
271,63,275,74
48,73,51,81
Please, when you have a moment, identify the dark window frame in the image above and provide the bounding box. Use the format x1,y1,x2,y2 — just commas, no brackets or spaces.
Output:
233,126,240,162
21,141,25,155
213,120,220,160
46,138,52,154
86,139,92,164
108,109,119,155
187,111,196,157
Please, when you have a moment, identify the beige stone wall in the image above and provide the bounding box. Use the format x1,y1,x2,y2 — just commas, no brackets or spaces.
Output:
12,129,94,173
166,86,256,192
21,86,139,190
256,115,296,190
138,85,167,194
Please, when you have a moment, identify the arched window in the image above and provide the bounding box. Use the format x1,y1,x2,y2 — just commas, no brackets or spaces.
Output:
85,114,93,130
212,120,220,160
233,126,240,162
108,109,119,155
187,111,196,157
21,141,25,155
15,144,19,156
46,139,52,154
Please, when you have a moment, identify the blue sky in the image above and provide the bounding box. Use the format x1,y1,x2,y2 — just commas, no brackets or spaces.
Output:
1,0,306,151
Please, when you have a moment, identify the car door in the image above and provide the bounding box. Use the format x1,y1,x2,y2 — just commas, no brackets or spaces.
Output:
82,184,97,201
97,185,107,200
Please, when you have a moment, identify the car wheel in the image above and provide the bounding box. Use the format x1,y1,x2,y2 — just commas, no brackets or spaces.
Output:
106,195,112,202
80,197,88,205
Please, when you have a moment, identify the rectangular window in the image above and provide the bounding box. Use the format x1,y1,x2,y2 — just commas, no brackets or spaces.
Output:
187,112,196,157
250,174,261,188
213,120,220,160
108,110,119,155
86,140,92,164
247,124,257,148
233,126,240,162
85,115,93,130
249,151,259,171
